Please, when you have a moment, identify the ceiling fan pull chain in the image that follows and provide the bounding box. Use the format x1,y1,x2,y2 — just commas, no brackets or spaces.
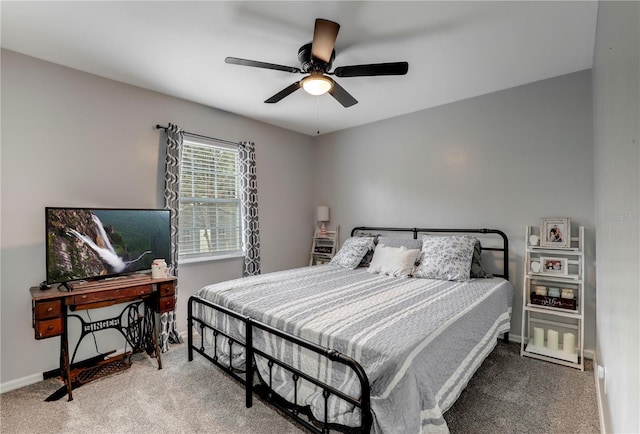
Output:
316,96,321,135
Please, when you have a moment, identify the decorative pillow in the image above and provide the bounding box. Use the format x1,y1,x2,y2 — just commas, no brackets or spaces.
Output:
375,237,423,267
367,244,421,278
376,237,423,252
354,232,380,268
470,240,493,278
330,237,376,270
414,235,476,281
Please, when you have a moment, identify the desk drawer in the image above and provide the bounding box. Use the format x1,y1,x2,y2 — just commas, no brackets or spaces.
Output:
35,318,63,339
157,296,175,313
73,285,153,305
35,300,62,320
158,282,175,297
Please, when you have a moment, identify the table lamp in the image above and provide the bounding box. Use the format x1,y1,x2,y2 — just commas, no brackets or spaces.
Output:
317,206,330,237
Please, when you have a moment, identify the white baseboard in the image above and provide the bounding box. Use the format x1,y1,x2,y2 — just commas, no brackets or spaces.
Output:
2,329,194,395
1,373,43,394
584,348,595,360
593,352,607,434
0,344,148,395
0,346,129,394
508,332,523,344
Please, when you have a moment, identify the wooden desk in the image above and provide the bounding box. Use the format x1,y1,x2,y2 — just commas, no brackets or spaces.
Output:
30,274,177,401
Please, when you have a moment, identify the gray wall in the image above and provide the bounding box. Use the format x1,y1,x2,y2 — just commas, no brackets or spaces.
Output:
0,49,314,388
2,45,616,423
593,2,640,432
313,70,596,351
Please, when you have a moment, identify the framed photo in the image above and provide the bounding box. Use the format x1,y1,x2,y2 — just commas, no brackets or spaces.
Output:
539,217,571,248
539,256,568,275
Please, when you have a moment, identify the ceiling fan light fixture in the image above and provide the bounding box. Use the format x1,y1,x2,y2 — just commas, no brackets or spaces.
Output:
301,73,333,96
226,18,407,107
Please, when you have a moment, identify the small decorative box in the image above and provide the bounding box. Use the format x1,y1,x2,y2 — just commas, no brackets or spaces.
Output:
530,292,577,310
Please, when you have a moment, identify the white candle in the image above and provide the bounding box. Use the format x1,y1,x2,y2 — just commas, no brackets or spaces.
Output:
563,333,576,354
547,329,559,351
533,327,545,347
561,288,574,299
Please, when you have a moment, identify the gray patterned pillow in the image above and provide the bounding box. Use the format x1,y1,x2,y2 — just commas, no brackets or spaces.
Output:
470,240,492,278
414,235,477,281
355,232,380,268
330,237,376,270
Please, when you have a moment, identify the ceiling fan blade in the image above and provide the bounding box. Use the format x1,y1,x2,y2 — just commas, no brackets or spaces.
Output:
328,81,358,108
333,61,409,78
264,81,301,103
311,19,340,63
225,57,301,74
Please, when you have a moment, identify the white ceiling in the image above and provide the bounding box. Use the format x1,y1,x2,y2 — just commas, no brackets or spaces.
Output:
1,1,598,136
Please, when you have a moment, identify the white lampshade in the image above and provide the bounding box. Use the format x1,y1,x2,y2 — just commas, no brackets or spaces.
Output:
301,73,333,96
316,206,330,222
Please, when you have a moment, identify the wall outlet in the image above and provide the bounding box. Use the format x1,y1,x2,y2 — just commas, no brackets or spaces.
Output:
597,364,607,394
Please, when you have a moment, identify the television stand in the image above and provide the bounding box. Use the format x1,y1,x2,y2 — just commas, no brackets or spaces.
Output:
30,274,177,401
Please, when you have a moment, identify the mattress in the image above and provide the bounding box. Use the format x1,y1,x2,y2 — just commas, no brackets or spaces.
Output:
194,264,513,433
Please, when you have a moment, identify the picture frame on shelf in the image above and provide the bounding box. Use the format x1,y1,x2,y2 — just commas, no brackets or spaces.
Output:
540,256,569,275
539,217,571,248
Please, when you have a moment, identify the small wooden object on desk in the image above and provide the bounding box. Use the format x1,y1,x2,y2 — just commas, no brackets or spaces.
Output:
309,225,340,266
30,273,177,401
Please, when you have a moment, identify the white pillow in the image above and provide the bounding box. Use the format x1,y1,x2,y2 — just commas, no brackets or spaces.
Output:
330,237,376,270
367,244,421,277
413,235,476,281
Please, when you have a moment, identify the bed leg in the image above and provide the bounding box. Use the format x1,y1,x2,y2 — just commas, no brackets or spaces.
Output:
502,332,509,344
187,297,194,362
245,317,253,408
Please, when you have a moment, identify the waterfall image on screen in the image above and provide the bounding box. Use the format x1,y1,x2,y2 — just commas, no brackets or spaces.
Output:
46,208,171,284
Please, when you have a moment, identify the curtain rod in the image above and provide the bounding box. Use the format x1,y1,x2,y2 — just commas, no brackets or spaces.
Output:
155,124,239,147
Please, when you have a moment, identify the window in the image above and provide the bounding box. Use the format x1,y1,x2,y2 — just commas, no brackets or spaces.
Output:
178,138,242,261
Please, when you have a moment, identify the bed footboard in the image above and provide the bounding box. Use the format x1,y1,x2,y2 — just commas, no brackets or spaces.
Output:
188,295,372,433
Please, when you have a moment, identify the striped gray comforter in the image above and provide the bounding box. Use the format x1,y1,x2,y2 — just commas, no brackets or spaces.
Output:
195,265,513,433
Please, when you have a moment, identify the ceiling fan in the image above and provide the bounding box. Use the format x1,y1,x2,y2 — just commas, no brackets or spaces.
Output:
225,18,409,108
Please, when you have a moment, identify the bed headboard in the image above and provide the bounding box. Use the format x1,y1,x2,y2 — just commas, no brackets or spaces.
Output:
350,226,509,281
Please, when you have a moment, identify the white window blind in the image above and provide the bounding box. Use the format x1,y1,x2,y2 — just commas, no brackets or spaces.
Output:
178,139,242,260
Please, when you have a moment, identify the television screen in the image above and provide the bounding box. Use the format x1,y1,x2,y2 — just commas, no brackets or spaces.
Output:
46,207,171,284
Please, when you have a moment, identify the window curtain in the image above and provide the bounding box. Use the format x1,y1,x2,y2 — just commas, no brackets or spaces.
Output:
161,123,184,352
238,141,261,276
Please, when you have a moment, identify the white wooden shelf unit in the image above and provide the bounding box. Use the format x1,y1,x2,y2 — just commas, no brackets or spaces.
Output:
309,226,339,266
520,225,585,371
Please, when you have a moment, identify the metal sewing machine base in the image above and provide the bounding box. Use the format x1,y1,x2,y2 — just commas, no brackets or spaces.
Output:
44,301,158,401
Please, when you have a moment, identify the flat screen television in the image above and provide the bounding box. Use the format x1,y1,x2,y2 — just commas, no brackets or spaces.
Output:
46,207,171,285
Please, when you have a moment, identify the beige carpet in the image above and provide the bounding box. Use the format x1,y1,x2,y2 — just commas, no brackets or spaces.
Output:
0,347,305,434
444,342,600,433
0,342,599,433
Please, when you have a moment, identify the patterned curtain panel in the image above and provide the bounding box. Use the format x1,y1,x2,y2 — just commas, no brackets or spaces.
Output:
161,123,184,351
238,141,261,276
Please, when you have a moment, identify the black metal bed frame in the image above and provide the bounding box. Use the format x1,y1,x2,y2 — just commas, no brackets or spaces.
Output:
188,297,372,433
350,227,509,281
187,227,510,433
